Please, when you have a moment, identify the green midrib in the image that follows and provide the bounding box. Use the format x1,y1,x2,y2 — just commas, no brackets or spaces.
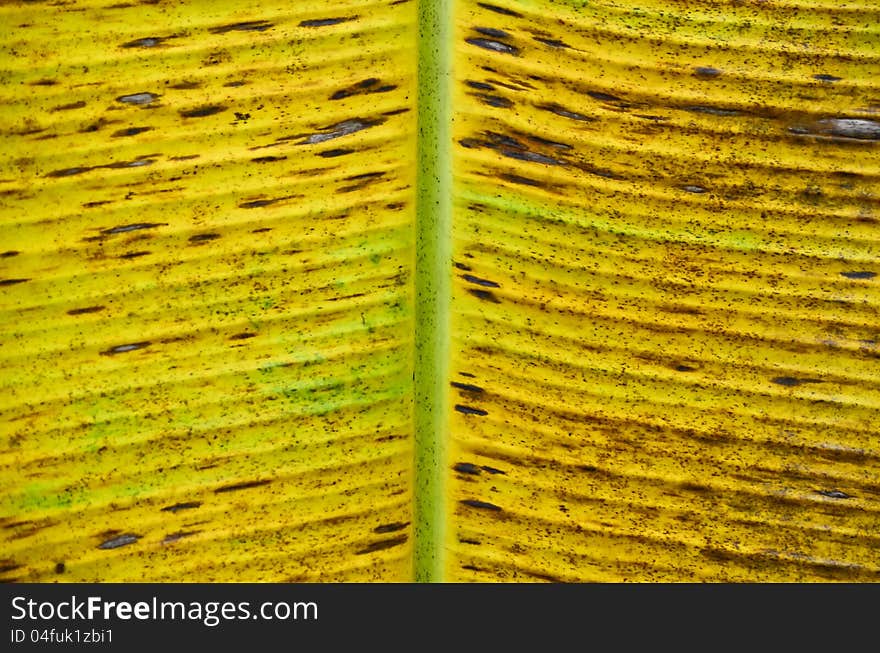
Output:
413,0,452,582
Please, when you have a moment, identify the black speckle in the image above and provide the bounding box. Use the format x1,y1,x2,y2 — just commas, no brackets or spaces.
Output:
54,562,65,574
98,533,140,550
373,522,409,534
459,371,476,378
675,364,696,372
121,36,166,48
813,74,842,82
454,261,472,271
460,499,502,511
840,271,875,280
481,465,505,475
234,112,251,121
101,342,151,356
209,20,274,34
817,490,852,499
1,251,19,258
455,404,488,416
179,105,226,118
214,479,271,493
451,381,484,393
466,38,519,56
230,332,256,340
299,17,356,27
454,462,482,475
0,278,29,286
161,501,202,513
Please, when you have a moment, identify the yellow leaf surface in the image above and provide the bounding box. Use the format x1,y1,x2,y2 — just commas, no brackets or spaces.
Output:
0,0,417,582
445,0,880,582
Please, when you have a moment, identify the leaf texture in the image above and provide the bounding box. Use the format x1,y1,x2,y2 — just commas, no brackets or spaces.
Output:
445,0,880,581
0,0,417,581
2,0,880,584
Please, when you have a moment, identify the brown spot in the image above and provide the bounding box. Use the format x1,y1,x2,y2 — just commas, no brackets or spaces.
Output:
373,522,409,534
98,533,140,550
317,148,353,158
162,530,200,544
476,3,522,17
189,233,221,243
454,462,482,475
817,490,852,499
355,534,407,554
214,479,271,493
101,222,166,236
460,499,502,511
299,17,356,27
100,342,151,355
121,36,166,48
209,20,274,34
467,288,501,303
52,100,86,112
161,501,202,513
111,126,152,137
179,105,226,118
771,376,822,387
451,382,484,393
455,404,488,416
533,36,569,48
